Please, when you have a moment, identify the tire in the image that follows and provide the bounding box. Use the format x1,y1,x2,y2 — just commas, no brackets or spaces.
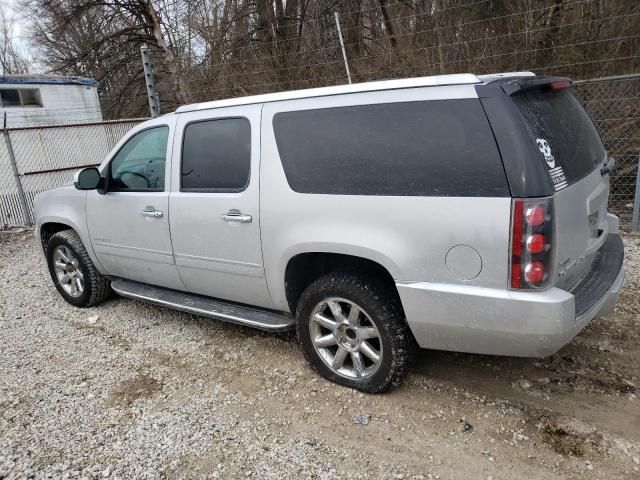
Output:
46,229,111,308
296,271,415,393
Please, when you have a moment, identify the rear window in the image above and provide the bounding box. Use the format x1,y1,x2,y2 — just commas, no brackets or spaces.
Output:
272,99,508,196
512,89,605,189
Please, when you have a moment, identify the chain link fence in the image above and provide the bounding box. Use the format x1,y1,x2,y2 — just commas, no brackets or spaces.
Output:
0,119,144,228
573,74,640,228
0,75,638,229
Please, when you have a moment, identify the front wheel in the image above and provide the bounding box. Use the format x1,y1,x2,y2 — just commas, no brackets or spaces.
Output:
296,272,415,393
46,229,111,307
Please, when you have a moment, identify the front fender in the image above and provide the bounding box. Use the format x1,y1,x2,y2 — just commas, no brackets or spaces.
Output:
34,187,106,273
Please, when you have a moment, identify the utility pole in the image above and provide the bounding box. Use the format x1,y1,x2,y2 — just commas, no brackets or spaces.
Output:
187,1,192,72
141,45,160,118
334,12,352,84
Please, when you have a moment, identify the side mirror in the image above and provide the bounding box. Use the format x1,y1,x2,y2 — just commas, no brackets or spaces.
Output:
74,167,102,190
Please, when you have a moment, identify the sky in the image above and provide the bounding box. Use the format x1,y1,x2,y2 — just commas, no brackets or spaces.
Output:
1,0,38,72
1,0,23,38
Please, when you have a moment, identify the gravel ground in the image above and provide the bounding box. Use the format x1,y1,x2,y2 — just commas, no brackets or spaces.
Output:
1,229,639,479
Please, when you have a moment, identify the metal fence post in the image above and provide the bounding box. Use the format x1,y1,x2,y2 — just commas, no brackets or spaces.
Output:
2,114,32,226
632,154,640,232
334,12,352,84
141,45,161,118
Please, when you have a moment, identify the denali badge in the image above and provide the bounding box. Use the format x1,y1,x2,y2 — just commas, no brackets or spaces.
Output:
536,138,568,192
558,255,585,278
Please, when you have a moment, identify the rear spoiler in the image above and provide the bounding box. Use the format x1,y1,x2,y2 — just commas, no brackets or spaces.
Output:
490,76,573,96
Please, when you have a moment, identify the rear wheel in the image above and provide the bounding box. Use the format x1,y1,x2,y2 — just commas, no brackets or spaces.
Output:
296,271,414,393
46,229,111,307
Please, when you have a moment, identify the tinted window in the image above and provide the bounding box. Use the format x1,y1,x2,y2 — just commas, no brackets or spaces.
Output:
512,89,605,186
272,100,508,196
181,118,251,191
110,127,169,190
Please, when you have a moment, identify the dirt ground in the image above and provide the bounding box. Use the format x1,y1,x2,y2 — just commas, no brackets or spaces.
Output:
0,229,639,479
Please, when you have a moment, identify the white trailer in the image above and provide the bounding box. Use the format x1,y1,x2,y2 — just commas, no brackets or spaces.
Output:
0,75,103,128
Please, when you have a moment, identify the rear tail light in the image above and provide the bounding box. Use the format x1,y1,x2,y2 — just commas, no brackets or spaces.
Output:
509,198,554,290
525,205,545,227
526,234,545,254
524,261,545,284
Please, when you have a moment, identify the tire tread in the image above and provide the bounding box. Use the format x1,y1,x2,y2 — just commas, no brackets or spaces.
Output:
48,229,111,307
296,271,415,393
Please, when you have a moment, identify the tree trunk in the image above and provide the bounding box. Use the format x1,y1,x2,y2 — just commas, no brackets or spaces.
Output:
143,0,189,105
378,0,397,50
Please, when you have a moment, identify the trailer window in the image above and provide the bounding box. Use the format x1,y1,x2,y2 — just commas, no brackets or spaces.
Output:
20,89,42,107
0,88,42,107
0,89,20,107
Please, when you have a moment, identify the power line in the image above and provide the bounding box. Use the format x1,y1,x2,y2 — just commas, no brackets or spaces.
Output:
99,5,640,90
160,51,640,102
162,0,492,42
150,33,639,93
158,0,597,60
148,0,635,78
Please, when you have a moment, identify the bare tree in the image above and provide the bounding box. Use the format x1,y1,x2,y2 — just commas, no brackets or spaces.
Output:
0,4,30,74
25,0,191,114
20,0,640,117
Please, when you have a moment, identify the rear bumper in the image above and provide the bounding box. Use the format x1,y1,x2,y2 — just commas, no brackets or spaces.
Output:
397,234,625,358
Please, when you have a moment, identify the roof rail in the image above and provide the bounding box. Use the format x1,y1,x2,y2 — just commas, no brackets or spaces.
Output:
176,73,481,114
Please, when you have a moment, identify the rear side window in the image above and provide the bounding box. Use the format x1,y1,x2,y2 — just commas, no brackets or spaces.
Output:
272,100,508,196
512,89,605,188
181,118,251,191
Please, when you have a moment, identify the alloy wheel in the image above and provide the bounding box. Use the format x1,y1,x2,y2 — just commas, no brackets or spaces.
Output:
52,245,84,297
309,297,383,379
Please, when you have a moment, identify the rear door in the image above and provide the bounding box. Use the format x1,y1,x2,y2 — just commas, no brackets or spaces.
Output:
510,85,610,289
168,105,273,308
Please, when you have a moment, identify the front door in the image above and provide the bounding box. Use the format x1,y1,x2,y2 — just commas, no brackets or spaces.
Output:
169,105,272,308
86,119,184,290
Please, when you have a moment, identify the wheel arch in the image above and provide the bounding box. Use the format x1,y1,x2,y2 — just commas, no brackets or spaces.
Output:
39,221,75,253
283,251,400,314
37,216,106,274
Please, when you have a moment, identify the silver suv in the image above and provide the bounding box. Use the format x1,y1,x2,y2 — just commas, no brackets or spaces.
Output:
34,72,625,393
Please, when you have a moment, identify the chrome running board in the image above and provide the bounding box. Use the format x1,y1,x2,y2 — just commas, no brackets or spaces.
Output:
111,279,295,332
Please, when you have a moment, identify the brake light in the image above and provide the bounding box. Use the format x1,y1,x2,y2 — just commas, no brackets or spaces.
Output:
510,198,554,290
526,206,545,227
526,234,545,254
510,200,524,289
525,261,545,284
548,80,572,91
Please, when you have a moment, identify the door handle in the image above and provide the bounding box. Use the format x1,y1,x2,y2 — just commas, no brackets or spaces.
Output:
222,210,252,223
141,207,163,218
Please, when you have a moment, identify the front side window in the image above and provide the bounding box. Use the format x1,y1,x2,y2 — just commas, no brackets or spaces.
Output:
109,126,169,191
181,118,251,192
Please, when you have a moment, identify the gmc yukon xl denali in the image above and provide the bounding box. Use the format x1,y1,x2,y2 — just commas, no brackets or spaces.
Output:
34,72,625,393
